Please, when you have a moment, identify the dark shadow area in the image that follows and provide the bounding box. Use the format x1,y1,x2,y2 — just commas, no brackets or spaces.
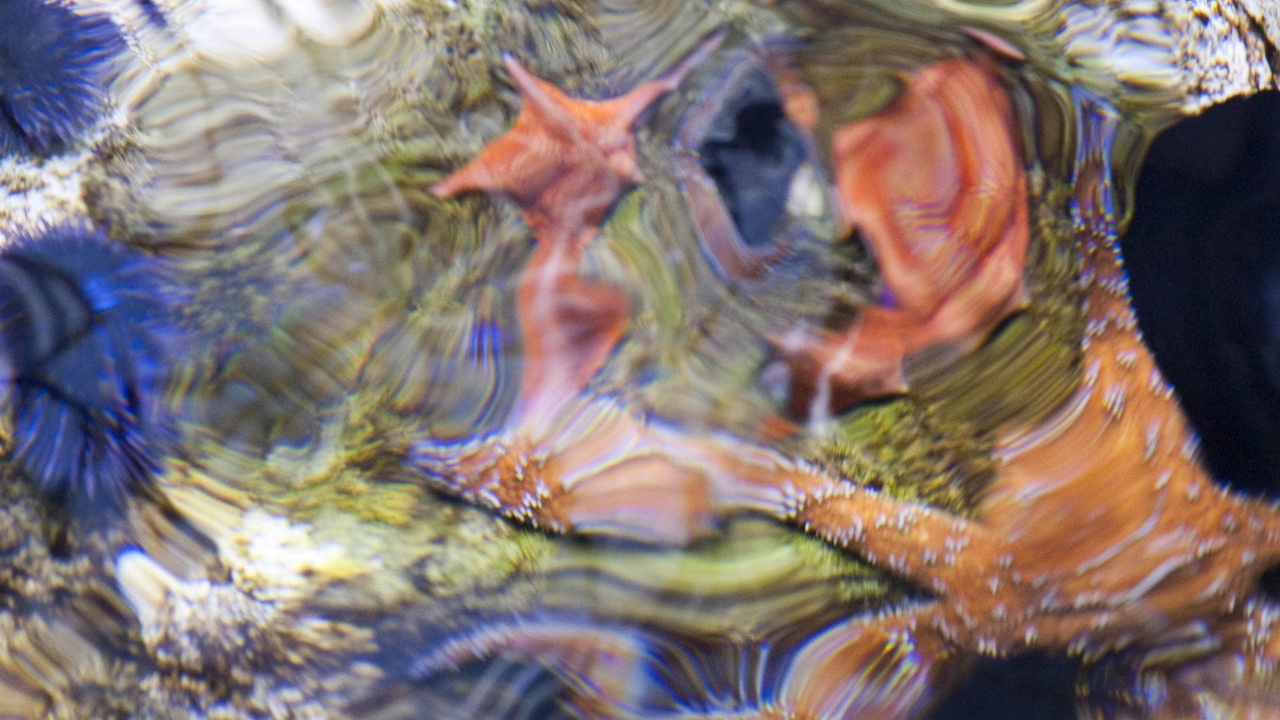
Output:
1121,91,1280,497
1258,563,1280,604
928,654,1079,720
699,69,807,249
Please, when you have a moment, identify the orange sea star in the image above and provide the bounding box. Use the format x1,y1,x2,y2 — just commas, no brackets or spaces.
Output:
655,93,1280,720
433,38,720,422
779,58,1029,419
418,54,1280,719
420,38,745,544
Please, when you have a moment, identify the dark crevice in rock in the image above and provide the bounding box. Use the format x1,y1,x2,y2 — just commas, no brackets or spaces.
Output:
1122,91,1280,498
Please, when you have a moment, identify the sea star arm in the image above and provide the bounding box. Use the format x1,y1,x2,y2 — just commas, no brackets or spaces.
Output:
772,606,951,720
709,451,1002,605
498,53,582,131
411,620,653,717
514,236,632,424
781,57,1030,417
774,313,908,419
414,397,726,544
428,55,578,203
592,35,723,137
833,58,1028,331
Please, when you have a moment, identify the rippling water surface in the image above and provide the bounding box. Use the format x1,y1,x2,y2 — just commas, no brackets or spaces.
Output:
1,1,1278,718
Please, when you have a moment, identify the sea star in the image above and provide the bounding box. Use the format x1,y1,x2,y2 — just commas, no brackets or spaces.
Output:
419,37,743,543
432,36,721,423
417,56,1280,719
650,94,1280,720
778,58,1030,419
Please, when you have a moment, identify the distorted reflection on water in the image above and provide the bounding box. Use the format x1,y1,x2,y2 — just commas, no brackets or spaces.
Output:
0,1,1278,719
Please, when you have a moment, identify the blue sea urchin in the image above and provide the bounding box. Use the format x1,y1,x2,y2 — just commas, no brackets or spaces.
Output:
0,0,125,156
0,226,176,505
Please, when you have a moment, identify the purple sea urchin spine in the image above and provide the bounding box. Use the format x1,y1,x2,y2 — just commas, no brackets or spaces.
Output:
0,226,176,506
0,0,125,156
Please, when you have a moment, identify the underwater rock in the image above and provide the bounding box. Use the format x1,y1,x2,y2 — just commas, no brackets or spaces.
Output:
116,514,378,719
